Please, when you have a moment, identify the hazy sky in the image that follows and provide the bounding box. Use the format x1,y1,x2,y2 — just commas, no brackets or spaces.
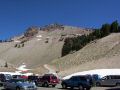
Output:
0,0,120,40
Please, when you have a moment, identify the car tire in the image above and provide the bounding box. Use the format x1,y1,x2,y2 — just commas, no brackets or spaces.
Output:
86,87,91,90
0,83,3,87
44,82,49,87
96,82,101,86
37,83,42,87
62,83,67,89
79,85,84,90
116,83,120,86
35,81,38,86
16,87,20,90
70,87,74,89
52,85,56,87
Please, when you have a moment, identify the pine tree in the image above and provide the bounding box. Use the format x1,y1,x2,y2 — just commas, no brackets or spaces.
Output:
118,26,120,32
110,20,119,32
14,44,18,47
4,62,8,67
22,43,24,47
101,23,110,37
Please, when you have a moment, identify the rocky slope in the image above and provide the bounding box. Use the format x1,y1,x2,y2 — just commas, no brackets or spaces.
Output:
0,24,91,72
1,25,120,76
50,33,120,76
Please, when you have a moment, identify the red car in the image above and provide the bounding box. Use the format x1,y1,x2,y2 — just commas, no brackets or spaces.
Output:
37,74,59,87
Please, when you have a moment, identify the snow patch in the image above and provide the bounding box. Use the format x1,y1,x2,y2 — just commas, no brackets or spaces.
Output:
37,39,41,41
0,72,21,75
36,35,42,38
14,40,20,43
63,69,120,80
16,63,31,72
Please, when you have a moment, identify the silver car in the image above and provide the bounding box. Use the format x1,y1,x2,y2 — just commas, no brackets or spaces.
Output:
95,75,120,87
3,79,37,90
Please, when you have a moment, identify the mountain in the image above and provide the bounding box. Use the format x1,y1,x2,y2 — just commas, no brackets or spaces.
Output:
50,33,120,76
1,24,120,77
0,24,92,73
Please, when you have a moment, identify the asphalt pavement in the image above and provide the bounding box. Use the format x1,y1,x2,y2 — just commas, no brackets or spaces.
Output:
1,85,120,90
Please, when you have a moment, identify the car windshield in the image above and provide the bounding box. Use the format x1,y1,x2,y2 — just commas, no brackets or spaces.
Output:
17,79,26,82
52,76,57,79
11,79,28,83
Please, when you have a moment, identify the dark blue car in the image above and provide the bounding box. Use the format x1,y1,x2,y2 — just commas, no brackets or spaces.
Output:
61,75,92,90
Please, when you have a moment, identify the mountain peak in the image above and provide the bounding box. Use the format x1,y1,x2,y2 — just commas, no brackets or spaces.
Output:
40,23,64,31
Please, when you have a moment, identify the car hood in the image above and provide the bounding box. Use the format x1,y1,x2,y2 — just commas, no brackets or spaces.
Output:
17,82,36,87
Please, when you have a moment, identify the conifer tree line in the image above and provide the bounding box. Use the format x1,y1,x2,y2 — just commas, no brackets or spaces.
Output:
62,20,120,56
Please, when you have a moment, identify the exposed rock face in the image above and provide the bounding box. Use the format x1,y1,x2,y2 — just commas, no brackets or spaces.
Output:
24,26,39,37
40,23,64,31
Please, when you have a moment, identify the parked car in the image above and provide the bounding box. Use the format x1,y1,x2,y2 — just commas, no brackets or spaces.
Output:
13,75,21,79
95,75,120,87
13,75,28,79
37,74,59,87
61,75,92,90
3,78,37,90
28,75,39,86
0,74,12,86
91,74,101,86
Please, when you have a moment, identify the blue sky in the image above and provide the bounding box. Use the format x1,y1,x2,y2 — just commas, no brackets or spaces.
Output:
0,0,120,40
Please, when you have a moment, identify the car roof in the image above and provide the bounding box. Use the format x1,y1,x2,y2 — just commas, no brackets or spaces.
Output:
72,75,90,77
11,78,26,80
44,74,56,76
105,75,120,77
28,75,38,77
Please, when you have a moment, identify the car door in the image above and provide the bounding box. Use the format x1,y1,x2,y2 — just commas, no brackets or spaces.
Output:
109,76,118,86
73,77,80,87
8,80,17,89
67,77,74,87
5,80,13,89
100,76,110,86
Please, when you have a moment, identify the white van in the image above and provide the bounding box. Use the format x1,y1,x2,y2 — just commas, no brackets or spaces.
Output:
95,75,120,87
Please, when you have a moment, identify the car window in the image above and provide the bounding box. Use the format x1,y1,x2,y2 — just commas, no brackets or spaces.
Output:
111,76,120,79
80,77,87,81
102,76,109,80
10,79,27,83
29,76,38,79
51,76,57,79
13,75,22,79
5,74,12,80
0,74,5,80
43,76,50,79
74,77,80,81
70,77,74,81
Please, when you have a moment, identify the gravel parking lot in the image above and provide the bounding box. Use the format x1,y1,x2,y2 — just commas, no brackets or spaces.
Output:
1,85,120,90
